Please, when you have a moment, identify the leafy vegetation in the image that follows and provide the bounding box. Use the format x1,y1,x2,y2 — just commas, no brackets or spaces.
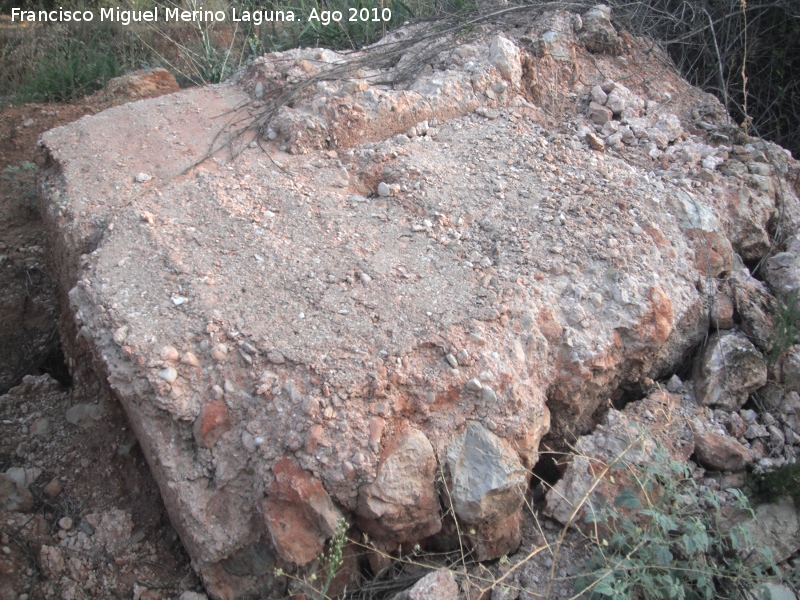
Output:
769,289,800,367
574,445,775,600
1,19,152,102
750,461,800,507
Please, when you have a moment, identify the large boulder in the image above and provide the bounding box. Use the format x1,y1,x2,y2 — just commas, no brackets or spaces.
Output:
721,497,800,565
37,8,800,597
693,431,751,471
578,5,623,55
730,275,776,351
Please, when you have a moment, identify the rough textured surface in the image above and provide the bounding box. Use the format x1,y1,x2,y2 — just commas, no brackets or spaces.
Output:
544,391,694,525
445,421,528,524
722,497,800,565
694,330,768,410
445,420,528,558
765,234,800,298
262,456,342,565
693,431,751,471
357,427,441,544
90,68,180,104
391,570,459,600
36,7,800,597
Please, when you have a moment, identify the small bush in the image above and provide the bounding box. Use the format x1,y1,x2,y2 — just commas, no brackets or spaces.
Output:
574,446,774,600
769,289,800,366
19,34,121,102
1,20,156,102
750,461,800,507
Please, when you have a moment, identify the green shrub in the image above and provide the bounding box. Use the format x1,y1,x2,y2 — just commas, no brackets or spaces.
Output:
574,446,774,600
769,289,800,366
750,461,800,507
19,33,121,102
1,19,156,102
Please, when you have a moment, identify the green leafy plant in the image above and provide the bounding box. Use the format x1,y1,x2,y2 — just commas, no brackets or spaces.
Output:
19,31,122,101
750,461,800,507
574,446,774,600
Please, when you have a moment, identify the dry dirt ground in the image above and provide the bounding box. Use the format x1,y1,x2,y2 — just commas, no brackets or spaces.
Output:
0,100,196,600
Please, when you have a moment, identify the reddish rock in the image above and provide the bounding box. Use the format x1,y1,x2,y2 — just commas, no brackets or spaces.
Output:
693,432,751,471
357,428,441,543
466,512,522,562
586,131,605,150
38,545,65,579
193,401,231,448
262,456,342,566
368,417,386,451
712,292,735,330
588,101,613,125
305,424,325,453
95,68,179,102
43,477,63,498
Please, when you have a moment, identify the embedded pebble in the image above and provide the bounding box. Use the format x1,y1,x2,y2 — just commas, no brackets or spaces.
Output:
210,344,228,361
267,351,285,364
135,172,152,183
466,378,483,391
377,182,390,197
43,478,62,498
158,367,178,383
113,326,128,345
181,352,200,367
481,386,497,403
159,345,180,361
29,417,50,437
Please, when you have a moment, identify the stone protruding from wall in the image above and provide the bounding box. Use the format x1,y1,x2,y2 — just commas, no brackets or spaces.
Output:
357,427,441,544
445,421,528,559
694,330,768,411
262,456,343,566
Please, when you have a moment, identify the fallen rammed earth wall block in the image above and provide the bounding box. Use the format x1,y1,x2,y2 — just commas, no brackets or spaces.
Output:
37,6,800,598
